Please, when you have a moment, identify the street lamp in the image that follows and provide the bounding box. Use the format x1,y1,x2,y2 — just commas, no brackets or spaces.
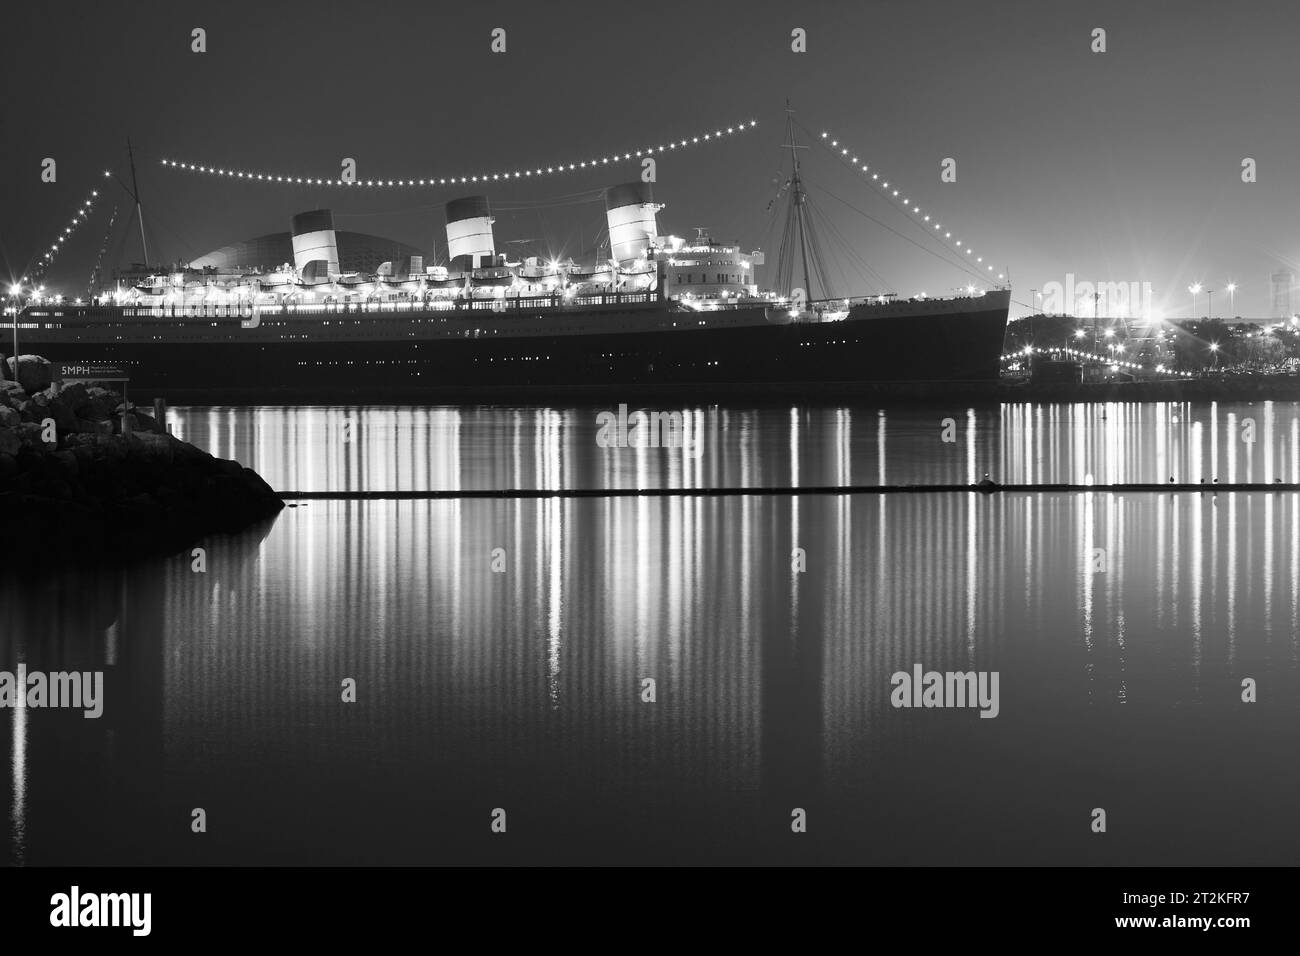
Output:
1189,282,1202,317
1207,289,1214,319
1209,341,1220,369
1226,282,1237,316
6,283,20,377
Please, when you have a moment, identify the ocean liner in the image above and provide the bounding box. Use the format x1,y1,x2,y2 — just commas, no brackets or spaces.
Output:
7,127,1010,402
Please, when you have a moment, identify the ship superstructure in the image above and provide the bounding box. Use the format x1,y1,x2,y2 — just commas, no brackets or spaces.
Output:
90,182,774,321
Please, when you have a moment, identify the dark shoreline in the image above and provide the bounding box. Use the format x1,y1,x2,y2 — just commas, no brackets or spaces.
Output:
1,362,284,568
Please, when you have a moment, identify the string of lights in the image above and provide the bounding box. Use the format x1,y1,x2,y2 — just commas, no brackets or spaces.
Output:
806,122,1007,284
1001,345,1194,377
159,120,758,189
32,188,99,280
87,204,120,299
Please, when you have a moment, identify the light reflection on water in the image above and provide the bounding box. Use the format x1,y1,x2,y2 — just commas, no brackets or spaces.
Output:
166,401,1300,491
2,487,1298,865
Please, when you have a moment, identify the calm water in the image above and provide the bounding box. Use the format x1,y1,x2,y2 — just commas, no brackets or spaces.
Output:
2,402,1299,865
166,400,1300,491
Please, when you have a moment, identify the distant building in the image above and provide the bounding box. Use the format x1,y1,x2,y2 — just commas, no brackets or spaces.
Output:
1271,270,1294,318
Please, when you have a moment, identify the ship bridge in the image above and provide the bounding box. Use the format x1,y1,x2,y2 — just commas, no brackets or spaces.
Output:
657,230,763,301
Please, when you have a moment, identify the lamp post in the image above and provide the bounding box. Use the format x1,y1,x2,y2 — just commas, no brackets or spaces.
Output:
6,283,20,380
1226,282,1237,316
1207,289,1214,320
1189,282,1202,318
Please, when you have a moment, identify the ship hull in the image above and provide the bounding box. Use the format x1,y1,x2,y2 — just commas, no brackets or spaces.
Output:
13,293,1010,402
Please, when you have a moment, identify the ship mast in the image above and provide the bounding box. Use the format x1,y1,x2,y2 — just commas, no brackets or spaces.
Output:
127,138,150,265
106,138,151,268
775,103,832,305
788,114,812,300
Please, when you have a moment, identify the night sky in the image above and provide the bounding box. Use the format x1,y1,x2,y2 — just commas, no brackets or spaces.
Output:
3,0,1298,318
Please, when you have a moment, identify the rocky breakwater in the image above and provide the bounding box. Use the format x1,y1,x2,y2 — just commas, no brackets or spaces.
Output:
1,355,283,563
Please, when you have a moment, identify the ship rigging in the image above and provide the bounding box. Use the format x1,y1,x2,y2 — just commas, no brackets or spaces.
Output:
773,105,834,306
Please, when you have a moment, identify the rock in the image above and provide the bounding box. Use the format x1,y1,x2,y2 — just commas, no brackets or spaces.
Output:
45,477,75,500
45,393,79,436
0,381,26,408
0,406,20,429
84,387,116,421
16,422,47,449
72,417,114,436
49,381,90,414
125,432,175,467
240,466,280,500
5,355,53,393
132,409,163,434
52,449,78,479
215,456,244,476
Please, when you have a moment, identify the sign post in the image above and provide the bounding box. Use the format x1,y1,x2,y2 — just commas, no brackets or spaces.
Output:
53,363,133,432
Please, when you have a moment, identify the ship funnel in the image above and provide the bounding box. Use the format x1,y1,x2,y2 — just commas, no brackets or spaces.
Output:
605,183,663,265
445,196,495,270
291,209,340,281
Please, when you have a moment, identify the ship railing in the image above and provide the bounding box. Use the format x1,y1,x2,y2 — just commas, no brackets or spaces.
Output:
118,305,258,318
805,290,1002,308
59,290,660,321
